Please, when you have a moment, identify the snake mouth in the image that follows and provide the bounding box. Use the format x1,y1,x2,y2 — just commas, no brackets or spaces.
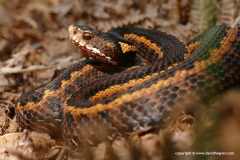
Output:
72,38,117,65
76,43,115,64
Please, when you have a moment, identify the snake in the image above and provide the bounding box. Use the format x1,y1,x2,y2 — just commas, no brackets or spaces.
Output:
15,24,240,147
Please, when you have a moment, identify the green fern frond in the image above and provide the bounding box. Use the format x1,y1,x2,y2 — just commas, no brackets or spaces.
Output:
218,0,236,26
189,0,218,33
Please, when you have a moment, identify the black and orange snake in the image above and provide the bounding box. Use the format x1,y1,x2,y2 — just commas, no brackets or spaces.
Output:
16,25,240,147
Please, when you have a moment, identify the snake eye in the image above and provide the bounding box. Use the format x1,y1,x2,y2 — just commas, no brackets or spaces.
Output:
82,32,93,40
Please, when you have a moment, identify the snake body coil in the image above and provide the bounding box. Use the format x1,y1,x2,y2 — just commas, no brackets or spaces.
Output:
16,25,240,147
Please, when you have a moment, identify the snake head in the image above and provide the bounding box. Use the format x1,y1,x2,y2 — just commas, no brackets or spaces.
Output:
68,24,136,65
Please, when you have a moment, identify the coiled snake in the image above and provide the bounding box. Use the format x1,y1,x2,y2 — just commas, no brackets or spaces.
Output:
15,25,240,147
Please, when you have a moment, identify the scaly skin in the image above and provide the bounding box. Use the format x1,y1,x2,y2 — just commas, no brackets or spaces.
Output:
16,25,240,147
